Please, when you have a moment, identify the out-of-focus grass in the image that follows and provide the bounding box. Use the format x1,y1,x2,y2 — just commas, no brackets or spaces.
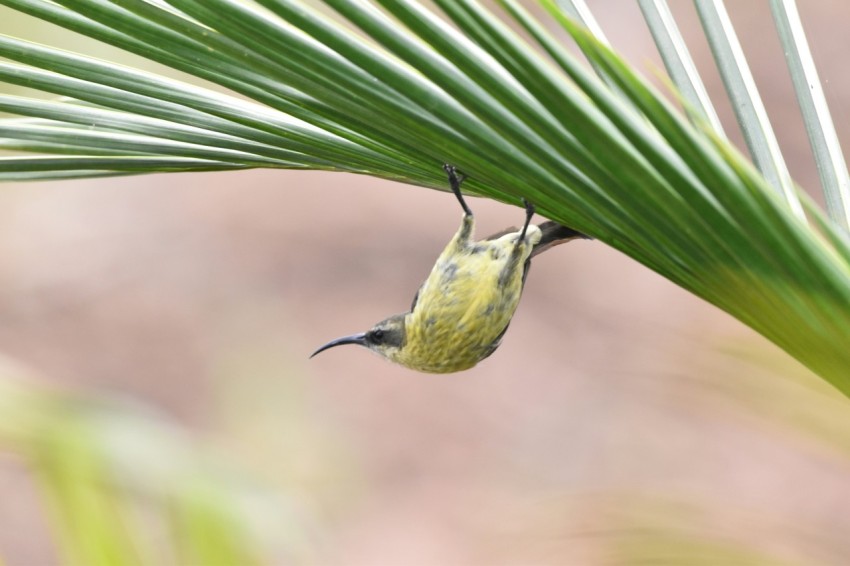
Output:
0,255,848,563
2,331,849,564
0,356,309,565
685,337,850,461
603,495,803,566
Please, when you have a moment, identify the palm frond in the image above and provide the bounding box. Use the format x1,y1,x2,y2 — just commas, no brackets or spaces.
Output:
0,1,848,393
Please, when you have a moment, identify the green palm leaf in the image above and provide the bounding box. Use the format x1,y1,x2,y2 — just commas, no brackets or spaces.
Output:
0,0,849,394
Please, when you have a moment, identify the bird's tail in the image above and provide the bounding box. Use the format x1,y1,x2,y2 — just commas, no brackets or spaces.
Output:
530,221,589,258
485,220,589,258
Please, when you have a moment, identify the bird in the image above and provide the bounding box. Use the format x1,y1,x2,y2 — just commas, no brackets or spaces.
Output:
310,164,587,373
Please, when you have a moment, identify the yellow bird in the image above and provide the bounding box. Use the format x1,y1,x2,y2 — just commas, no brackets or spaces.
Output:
311,164,587,373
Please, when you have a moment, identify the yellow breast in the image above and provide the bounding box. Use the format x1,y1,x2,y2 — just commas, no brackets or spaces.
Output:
392,222,541,373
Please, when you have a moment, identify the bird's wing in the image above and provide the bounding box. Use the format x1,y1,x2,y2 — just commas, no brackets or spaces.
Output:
409,283,423,312
484,225,519,241
480,317,514,362
521,257,532,288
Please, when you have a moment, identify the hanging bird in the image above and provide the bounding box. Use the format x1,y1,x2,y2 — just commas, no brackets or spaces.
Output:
311,164,587,373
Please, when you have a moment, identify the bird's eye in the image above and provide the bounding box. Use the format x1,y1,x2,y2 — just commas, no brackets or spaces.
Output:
370,329,385,343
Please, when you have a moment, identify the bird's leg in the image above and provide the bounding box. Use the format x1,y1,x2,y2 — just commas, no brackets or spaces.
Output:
443,163,475,249
518,198,535,243
443,163,472,217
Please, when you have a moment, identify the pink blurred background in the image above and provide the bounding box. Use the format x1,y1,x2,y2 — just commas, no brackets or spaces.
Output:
1,1,850,564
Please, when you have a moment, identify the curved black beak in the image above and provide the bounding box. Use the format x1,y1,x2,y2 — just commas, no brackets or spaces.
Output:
310,332,368,358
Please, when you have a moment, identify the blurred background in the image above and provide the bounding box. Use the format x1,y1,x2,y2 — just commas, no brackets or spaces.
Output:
1,1,850,564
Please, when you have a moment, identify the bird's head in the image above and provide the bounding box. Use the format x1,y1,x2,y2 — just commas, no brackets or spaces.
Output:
311,314,407,362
